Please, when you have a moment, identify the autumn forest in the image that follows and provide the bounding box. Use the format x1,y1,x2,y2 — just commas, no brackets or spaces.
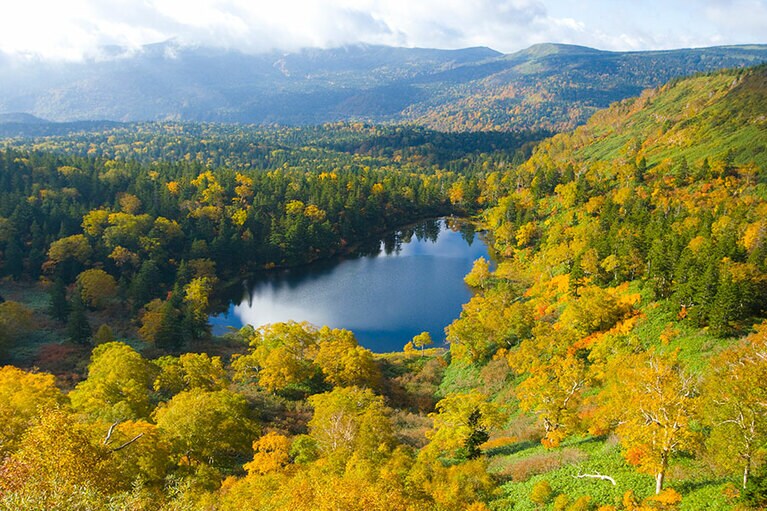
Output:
0,58,767,511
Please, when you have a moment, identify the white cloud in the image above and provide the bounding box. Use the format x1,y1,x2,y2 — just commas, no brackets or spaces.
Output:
0,0,764,60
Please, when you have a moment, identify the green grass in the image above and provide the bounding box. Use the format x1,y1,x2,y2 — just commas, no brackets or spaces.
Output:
490,435,654,510
487,434,739,510
437,360,483,396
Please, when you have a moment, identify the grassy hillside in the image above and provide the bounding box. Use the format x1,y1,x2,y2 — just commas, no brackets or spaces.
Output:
445,64,767,509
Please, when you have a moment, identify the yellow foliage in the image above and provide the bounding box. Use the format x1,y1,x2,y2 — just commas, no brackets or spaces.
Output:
118,193,142,214
711,215,733,240
82,209,111,237
516,222,538,247
448,182,465,204
742,220,766,253
244,432,292,475
230,208,248,227
555,181,578,208
234,172,254,201
166,180,180,194
687,235,707,253
601,349,699,492
286,199,306,215
426,391,505,457
0,409,113,506
304,204,327,222
76,268,118,308
659,323,679,345
646,488,682,506
47,234,92,265
0,366,64,456
315,327,381,389
585,196,604,214
108,245,139,267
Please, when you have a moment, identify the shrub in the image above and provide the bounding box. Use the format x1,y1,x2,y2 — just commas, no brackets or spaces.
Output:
530,479,554,505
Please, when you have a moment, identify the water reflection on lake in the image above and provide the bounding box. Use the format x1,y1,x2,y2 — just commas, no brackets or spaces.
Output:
209,218,490,352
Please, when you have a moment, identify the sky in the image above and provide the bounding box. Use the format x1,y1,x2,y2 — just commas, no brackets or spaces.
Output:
0,0,765,60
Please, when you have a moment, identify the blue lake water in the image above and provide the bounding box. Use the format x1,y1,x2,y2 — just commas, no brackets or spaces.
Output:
209,218,490,352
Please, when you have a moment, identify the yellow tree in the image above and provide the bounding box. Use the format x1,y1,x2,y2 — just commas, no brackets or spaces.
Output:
244,431,292,475
154,388,257,467
0,366,64,456
184,276,213,323
45,233,92,271
315,327,381,389
307,386,393,466
702,323,767,489
411,331,434,357
82,209,111,237
464,257,491,289
446,287,529,364
69,342,157,421
76,268,118,308
231,321,320,393
515,352,589,448
426,391,505,459
153,352,228,397
601,349,700,494
138,298,165,344
0,408,112,508
408,456,497,510
97,419,173,488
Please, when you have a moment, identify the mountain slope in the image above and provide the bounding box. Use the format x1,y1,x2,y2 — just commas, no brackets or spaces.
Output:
407,44,767,131
0,42,766,131
439,64,767,509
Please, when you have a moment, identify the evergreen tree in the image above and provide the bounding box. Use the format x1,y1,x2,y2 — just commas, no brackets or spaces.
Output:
569,255,585,297
175,260,193,288
66,288,91,345
130,260,160,311
463,408,490,460
155,287,184,352
710,276,740,337
48,278,70,323
93,324,115,344
3,238,24,280
634,156,647,183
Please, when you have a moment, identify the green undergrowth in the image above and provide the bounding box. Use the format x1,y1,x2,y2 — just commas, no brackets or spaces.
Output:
487,434,736,510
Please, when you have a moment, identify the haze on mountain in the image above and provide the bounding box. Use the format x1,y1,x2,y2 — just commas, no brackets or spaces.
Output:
1,41,766,132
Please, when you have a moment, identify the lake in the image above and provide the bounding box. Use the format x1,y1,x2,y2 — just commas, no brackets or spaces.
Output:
209,218,491,352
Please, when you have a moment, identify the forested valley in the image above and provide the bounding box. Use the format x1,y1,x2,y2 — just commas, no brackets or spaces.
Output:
1,65,767,511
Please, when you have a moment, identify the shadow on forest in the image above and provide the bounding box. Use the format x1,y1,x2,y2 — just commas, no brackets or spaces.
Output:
674,477,731,494
485,440,539,457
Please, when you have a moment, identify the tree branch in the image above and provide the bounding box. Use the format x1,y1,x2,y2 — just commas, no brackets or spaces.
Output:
112,433,144,452
103,420,122,445
574,472,617,485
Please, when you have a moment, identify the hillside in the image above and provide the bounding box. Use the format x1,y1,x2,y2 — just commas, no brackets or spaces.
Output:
408,44,767,131
443,63,767,509
1,42,766,131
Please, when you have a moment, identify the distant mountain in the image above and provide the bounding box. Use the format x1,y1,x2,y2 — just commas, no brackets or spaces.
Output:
0,118,123,138
407,43,767,131
0,112,47,124
0,42,765,131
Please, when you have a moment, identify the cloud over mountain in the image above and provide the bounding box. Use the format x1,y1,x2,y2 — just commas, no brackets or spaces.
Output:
1,0,765,61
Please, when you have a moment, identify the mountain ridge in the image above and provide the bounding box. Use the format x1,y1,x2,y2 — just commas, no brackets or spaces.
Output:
1,42,766,131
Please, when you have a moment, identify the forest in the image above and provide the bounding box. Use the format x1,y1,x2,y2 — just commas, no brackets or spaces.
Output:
0,65,766,510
